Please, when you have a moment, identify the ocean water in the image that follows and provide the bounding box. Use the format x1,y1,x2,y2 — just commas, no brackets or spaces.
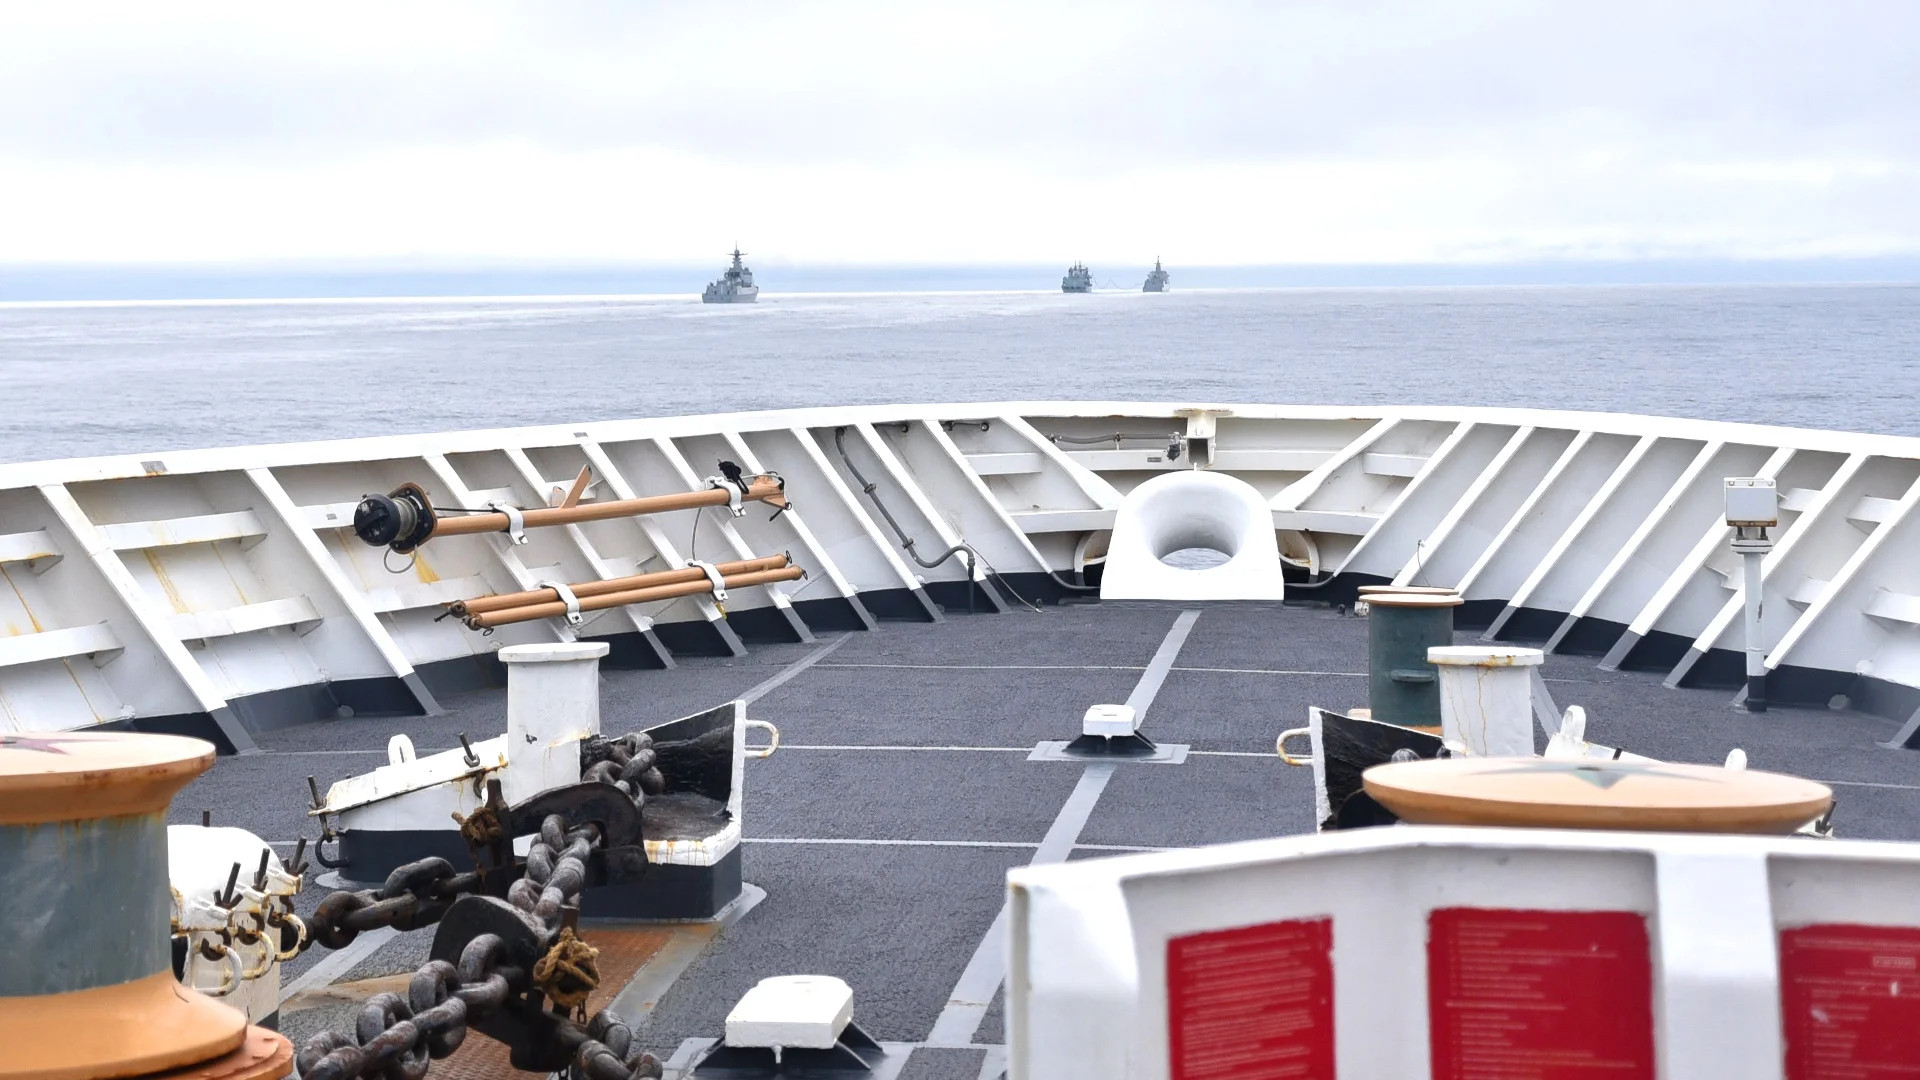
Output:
1,284,1916,466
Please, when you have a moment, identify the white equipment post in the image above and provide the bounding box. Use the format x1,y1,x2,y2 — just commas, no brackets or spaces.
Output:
500,641,607,803
1428,645,1545,756
1725,478,1777,714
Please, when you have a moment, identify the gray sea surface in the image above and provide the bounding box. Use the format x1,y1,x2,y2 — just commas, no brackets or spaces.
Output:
1,284,1916,466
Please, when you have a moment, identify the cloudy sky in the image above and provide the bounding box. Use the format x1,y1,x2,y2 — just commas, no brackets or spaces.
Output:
2,1,1916,266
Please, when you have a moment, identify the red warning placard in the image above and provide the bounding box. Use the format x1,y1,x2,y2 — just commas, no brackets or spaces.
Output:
1427,907,1655,1079
1780,923,1920,1078
1167,917,1335,1080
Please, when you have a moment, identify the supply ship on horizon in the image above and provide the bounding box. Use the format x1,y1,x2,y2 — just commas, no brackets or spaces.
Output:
1061,262,1092,293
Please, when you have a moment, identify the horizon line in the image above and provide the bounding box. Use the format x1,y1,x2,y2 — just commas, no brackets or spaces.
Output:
4,256,1918,304
6,279,1920,311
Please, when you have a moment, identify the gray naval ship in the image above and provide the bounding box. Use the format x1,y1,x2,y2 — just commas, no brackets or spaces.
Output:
1143,256,1169,292
1061,262,1093,293
701,248,759,303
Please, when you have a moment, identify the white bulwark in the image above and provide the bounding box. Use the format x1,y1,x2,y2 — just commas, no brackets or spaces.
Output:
1007,826,1920,1079
2,401,1919,747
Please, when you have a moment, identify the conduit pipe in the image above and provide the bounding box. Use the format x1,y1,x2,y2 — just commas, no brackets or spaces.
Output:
829,426,1070,610
450,555,791,618
431,478,787,537
464,565,806,629
354,476,788,553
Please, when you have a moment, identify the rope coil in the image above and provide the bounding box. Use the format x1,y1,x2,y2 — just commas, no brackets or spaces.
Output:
533,927,602,1013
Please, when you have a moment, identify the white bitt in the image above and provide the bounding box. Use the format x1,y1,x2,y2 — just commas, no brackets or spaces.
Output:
501,641,607,804
724,975,855,1050
168,823,303,1024
1083,703,1139,737
1100,470,1285,601
1429,645,1543,757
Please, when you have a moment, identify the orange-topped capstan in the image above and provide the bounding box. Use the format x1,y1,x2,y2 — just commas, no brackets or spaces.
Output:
0,731,290,1080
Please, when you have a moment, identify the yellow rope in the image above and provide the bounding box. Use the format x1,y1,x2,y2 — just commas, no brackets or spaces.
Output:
533,926,601,1013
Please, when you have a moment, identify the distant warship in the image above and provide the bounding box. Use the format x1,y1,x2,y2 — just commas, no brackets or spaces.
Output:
702,249,759,304
1061,262,1093,293
1143,257,1170,293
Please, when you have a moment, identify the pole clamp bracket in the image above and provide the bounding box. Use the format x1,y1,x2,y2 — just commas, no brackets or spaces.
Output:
688,560,728,603
488,502,529,545
537,579,583,626
706,476,748,517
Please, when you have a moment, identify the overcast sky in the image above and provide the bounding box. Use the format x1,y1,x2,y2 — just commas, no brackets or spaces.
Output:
2,1,1916,266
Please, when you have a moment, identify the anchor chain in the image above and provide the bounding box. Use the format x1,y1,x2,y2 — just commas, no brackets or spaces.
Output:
580,732,666,803
296,804,660,1080
307,856,487,951
296,936,512,1080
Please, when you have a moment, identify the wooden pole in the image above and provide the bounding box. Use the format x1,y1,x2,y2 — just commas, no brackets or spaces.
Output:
466,565,806,629
430,477,786,538
453,554,790,617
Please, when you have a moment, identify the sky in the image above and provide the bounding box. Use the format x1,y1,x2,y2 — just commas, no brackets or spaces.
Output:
2,1,1917,269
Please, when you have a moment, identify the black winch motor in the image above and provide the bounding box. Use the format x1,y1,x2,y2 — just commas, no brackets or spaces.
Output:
353,482,436,552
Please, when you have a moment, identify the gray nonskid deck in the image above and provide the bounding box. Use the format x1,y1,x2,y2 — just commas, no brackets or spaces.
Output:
166,600,1920,1073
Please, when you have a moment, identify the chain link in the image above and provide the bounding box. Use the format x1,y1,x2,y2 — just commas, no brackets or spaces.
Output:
297,934,515,1080
307,856,485,951
580,733,666,803
297,807,660,1080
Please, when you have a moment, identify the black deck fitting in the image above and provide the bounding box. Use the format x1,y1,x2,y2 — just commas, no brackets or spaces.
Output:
1060,731,1161,758
690,1020,886,1076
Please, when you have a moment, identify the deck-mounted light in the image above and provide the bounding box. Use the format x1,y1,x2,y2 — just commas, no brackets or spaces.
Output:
1725,477,1777,713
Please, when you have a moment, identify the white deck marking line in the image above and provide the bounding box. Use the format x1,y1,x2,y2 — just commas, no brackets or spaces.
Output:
1032,763,1120,866
778,743,1031,753
1174,666,1362,675
1127,612,1202,719
1821,779,1920,790
663,1038,717,1079
748,837,1038,850
817,661,1588,684
769,747,1920,788
819,662,1145,671
749,836,1168,852
278,926,397,1005
775,744,1289,759
926,609,1201,1048
923,884,1010,1045
817,661,1359,676
737,634,850,705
